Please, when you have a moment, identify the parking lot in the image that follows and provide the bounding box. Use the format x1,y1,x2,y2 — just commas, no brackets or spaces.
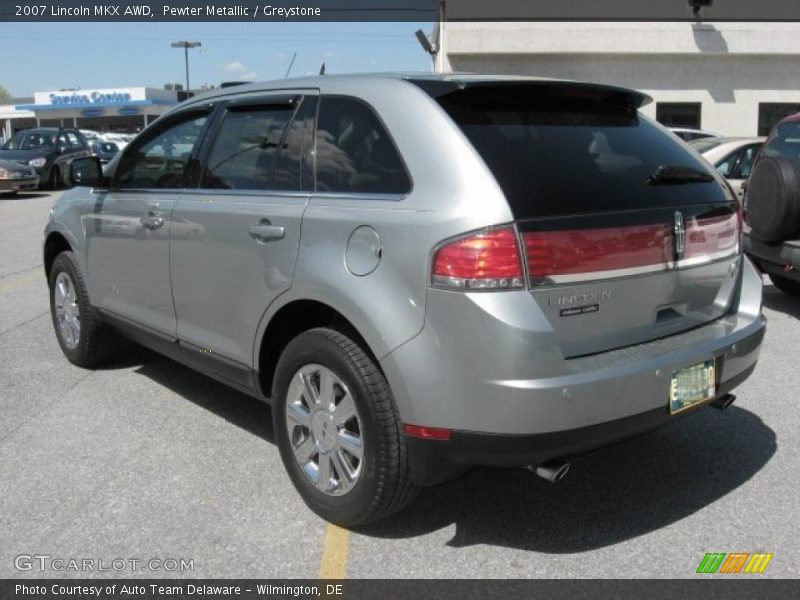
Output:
0,190,798,579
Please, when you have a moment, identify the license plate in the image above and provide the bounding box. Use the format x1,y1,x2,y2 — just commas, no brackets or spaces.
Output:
670,360,716,414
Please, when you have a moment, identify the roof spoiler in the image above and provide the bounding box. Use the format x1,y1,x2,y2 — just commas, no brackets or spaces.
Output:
413,79,652,109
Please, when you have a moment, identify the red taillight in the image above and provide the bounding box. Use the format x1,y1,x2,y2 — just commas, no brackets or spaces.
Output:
403,424,453,440
523,224,673,284
683,213,740,261
432,227,524,290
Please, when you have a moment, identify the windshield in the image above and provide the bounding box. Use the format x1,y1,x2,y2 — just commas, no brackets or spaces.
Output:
2,131,55,151
435,85,726,218
690,138,724,153
762,121,800,166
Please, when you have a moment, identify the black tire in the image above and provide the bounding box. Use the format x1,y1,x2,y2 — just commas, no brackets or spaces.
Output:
769,272,800,296
273,328,418,526
48,166,61,190
747,156,800,242
49,251,118,367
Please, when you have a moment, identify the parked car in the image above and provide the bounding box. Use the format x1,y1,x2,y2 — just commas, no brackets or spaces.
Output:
100,133,132,151
89,140,119,164
0,158,39,196
742,112,800,295
0,128,90,188
45,74,765,525
690,136,765,199
670,127,718,142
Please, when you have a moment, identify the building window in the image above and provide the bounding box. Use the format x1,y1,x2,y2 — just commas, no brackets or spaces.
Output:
655,103,702,129
758,103,800,136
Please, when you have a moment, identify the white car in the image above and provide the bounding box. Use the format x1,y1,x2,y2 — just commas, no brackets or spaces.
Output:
690,136,765,199
99,133,132,151
669,127,718,142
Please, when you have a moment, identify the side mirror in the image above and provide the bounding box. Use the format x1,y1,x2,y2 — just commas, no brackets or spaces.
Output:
66,156,108,188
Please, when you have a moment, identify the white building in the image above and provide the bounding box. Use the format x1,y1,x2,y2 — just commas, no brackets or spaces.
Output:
434,20,800,136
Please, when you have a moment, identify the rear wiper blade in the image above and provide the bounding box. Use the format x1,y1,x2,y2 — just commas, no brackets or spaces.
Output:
648,165,714,185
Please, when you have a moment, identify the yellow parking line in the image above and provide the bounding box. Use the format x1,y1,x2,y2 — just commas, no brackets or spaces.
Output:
318,524,350,579
0,270,42,293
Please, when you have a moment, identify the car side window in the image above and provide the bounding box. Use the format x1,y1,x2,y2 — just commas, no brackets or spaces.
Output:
201,101,297,190
736,145,760,179
115,112,208,189
65,132,83,148
315,96,410,194
715,149,740,178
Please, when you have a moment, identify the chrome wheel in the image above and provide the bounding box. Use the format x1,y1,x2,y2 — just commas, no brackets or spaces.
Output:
54,271,80,350
285,364,364,496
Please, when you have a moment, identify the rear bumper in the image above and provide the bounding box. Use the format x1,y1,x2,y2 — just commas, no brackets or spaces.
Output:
381,257,766,485
406,363,757,485
744,232,800,281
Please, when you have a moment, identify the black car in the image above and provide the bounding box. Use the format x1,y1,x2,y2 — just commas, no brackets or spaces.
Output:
89,140,120,165
0,128,91,188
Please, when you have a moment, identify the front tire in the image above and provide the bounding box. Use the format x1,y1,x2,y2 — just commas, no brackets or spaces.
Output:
49,251,118,367
273,328,417,526
48,166,61,190
769,272,800,296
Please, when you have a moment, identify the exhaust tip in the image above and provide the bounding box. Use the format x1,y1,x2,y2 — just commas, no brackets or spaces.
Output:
711,394,736,410
531,459,571,483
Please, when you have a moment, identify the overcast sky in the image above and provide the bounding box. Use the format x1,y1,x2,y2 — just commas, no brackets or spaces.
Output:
0,21,433,96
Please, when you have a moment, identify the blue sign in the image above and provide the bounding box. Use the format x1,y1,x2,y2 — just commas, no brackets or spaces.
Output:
81,108,105,117
118,106,141,116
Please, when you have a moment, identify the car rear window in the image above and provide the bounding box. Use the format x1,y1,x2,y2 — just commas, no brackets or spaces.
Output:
434,85,727,219
762,121,800,166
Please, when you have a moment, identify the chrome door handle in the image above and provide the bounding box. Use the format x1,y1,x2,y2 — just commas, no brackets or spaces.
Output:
248,223,285,243
140,214,164,230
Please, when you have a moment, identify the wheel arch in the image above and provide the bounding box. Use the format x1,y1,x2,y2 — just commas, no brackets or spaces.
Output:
255,298,383,401
43,231,73,279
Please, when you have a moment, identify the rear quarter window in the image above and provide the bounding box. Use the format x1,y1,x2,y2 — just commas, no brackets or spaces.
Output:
315,96,410,195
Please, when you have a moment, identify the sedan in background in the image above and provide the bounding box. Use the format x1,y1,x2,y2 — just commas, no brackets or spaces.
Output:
669,127,718,142
0,128,91,188
690,136,765,199
0,158,39,196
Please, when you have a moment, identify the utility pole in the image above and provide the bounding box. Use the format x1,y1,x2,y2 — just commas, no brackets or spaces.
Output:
171,41,202,91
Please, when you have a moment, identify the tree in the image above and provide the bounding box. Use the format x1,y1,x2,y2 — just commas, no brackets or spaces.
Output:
0,85,11,100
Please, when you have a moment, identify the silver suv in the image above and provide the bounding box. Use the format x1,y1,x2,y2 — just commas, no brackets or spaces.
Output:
45,74,766,525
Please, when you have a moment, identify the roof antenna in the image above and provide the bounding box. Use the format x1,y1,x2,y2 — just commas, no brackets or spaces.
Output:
319,62,326,75
284,52,297,78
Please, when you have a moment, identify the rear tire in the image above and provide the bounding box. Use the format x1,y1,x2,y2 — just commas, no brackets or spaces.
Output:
49,251,118,367
273,328,418,526
769,272,800,296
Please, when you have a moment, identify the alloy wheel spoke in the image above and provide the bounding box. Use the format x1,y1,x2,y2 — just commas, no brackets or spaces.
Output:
293,435,316,464
332,449,357,492
318,369,336,410
286,402,311,428
299,371,320,408
333,393,357,426
317,453,332,489
337,430,363,461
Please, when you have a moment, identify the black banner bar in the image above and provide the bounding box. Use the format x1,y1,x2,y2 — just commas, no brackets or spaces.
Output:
2,579,799,600
2,0,800,22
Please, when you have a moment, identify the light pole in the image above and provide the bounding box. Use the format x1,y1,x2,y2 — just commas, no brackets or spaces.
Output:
171,41,202,91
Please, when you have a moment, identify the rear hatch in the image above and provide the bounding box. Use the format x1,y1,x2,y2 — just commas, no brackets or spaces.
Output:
426,80,741,357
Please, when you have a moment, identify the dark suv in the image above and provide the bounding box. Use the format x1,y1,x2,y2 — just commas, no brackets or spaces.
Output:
743,113,800,295
0,128,91,188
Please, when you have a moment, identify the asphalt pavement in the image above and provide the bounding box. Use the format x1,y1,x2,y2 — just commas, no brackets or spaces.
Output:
0,191,797,578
